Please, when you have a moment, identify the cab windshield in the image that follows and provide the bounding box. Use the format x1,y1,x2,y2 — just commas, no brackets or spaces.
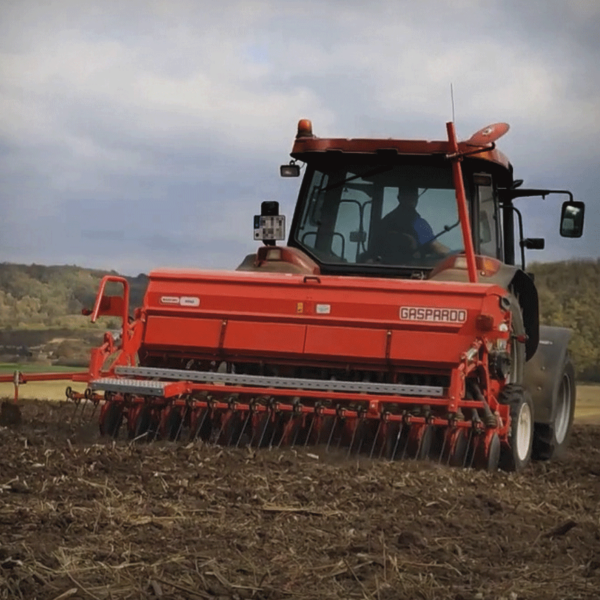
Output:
292,162,464,268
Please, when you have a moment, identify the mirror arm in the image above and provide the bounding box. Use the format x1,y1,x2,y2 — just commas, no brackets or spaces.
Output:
500,188,574,202
504,205,526,269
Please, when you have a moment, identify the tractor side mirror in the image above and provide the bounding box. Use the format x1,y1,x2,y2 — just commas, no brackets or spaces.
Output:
560,201,585,238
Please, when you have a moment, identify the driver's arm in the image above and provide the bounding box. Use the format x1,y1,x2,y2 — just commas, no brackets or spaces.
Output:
414,218,450,257
426,239,451,257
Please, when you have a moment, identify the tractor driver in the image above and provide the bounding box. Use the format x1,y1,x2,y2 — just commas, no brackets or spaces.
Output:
375,187,449,263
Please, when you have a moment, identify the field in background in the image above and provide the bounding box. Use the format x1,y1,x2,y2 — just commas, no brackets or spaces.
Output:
0,362,85,374
2,378,600,423
574,384,600,423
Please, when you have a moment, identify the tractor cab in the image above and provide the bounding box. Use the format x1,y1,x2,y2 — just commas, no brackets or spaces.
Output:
246,120,584,279
288,159,488,275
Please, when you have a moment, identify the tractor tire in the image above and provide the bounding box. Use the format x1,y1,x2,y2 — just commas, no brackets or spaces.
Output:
499,384,534,472
532,357,576,461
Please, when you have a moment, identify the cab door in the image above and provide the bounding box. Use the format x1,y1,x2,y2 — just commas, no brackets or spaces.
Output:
473,173,503,260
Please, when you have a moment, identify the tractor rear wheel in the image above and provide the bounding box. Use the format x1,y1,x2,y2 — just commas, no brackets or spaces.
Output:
533,356,576,460
499,385,534,471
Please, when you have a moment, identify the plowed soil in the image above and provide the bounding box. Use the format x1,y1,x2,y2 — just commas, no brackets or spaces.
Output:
1,400,600,600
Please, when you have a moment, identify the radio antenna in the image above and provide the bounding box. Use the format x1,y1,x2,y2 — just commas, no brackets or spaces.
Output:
450,83,456,124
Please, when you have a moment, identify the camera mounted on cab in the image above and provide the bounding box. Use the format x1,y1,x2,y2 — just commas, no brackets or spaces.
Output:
254,201,286,246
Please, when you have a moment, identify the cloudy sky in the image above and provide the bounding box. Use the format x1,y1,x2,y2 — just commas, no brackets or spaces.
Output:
1,0,598,275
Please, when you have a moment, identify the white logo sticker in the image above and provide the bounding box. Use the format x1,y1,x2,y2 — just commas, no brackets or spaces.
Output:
160,296,200,307
180,296,200,307
316,304,331,314
400,306,467,324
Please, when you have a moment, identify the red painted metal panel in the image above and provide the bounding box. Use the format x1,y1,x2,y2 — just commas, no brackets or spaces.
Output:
388,330,472,367
223,320,306,355
140,269,509,368
144,270,504,325
144,316,222,349
304,325,387,360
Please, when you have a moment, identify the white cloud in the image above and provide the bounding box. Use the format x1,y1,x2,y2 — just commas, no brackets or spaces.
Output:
0,0,598,271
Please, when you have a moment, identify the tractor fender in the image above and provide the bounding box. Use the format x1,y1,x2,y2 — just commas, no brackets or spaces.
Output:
522,325,572,425
429,262,539,360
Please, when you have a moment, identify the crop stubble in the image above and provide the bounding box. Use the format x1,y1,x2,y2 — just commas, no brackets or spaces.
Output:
1,400,599,600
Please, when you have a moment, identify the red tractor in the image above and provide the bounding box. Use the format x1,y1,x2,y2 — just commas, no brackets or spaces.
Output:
2,119,585,471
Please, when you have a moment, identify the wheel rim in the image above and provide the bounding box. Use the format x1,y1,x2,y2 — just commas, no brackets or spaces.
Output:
515,402,533,461
554,373,572,445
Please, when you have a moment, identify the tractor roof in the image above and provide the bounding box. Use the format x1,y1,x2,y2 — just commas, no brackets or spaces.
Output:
290,120,512,173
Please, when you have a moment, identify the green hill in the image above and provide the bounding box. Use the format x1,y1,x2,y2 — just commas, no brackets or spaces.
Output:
0,260,598,380
0,263,148,366
530,259,600,381
0,263,147,330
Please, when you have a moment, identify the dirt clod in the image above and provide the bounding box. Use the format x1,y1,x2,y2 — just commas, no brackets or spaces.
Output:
0,399,599,600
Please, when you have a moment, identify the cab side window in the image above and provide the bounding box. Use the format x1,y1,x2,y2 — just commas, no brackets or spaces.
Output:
475,175,502,259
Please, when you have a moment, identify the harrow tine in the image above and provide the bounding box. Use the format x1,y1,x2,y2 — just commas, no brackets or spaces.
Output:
336,417,345,451
175,406,188,442
70,400,82,423
77,398,91,425
249,415,260,446
277,413,292,449
212,413,228,446
378,423,388,460
290,415,303,448
225,411,240,446
438,428,448,464
346,418,359,459
325,416,338,452
88,401,99,422
192,407,210,442
465,426,476,469
256,412,271,448
303,414,315,447
369,420,382,459
355,420,368,456
390,423,404,461
400,424,410,461
236,411,252,447
444,425,455,466
269,412,284,448
414,428,424,461
314,415,326,446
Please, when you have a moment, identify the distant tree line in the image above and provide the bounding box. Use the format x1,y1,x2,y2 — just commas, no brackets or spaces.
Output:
0,260,598,380
0,263,147,330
